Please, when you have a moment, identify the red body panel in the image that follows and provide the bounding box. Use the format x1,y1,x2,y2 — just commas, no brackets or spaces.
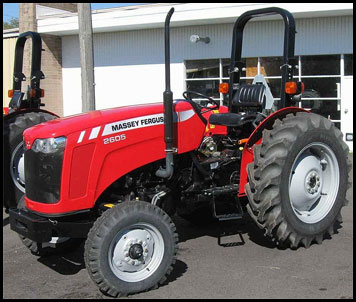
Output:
238,107,309,197
22,101,308,213
23,100,229,214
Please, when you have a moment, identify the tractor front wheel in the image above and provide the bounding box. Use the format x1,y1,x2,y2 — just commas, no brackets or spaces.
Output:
245,112,352,248
84,201,178,297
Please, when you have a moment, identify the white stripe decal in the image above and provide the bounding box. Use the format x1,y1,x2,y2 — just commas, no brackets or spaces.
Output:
89,126,101,140
77,131,85,143
102,113,164,137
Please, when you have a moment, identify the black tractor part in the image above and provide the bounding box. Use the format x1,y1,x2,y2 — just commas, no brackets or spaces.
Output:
245,112,352,248
156,7,175,179
227,7,298,112
4,31,59,210
9,31,45,111
3,110,57,209
16,196,83,256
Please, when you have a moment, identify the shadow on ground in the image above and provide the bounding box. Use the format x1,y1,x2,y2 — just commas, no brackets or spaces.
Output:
37,241,86,275
173,214,278,249
34,209,343,296
173,213,343,250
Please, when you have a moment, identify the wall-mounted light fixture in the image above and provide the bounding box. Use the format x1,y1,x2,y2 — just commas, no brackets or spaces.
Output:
190,34,210,44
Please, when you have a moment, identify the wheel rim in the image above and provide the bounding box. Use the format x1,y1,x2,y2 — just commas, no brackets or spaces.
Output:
10,141,26,193
288,142,339,224
108,223,165,283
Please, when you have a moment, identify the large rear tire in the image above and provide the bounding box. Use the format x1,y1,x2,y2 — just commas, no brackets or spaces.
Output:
85,201,178,297
245,112,352,248
3,111,57,209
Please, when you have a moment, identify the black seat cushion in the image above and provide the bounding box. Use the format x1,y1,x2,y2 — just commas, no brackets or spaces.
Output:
232,84,266,107
209,112,257,127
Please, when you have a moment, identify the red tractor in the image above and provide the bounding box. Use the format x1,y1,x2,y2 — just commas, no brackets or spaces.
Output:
3,32,58,211
9,7,351,297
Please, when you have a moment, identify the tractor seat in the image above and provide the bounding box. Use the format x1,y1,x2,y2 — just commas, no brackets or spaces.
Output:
209,84,266,127
232,83,266,108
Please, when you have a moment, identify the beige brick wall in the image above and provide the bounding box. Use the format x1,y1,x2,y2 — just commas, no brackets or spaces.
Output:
40,34,64,116
19,3,77,117
3,37,17,108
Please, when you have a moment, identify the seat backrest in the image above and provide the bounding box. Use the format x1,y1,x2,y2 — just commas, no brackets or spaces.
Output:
232,84,266,108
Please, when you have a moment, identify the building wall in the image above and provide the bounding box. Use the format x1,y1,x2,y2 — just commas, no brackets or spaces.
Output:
62,15,353,116
17,3,78,117
3,37,17,108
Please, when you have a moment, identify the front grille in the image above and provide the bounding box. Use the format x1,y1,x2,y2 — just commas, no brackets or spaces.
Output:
24,148,64,204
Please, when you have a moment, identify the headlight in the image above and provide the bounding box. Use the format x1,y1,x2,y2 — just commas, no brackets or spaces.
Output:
31,137,66,153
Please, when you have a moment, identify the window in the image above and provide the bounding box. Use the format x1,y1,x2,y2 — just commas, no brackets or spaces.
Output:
185,54,349,130
186,59,219,79
344,54,353,76
260,56,296,100
185,58,257,104
300,55,341,126
301,55,340,75
186,80,220,99
260,56,284,77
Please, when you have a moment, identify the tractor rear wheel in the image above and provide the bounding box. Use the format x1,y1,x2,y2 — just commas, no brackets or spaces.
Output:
85,201,178,297
3,111,57,209
245,112,352,248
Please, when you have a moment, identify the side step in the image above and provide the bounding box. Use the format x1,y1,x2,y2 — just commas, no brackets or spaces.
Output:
214,213,243,221
203,184,243,221
203,184,245,246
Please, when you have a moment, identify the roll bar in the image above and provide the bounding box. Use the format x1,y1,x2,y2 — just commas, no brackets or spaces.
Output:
10,31,45,110
12,31,44,91
228,7,297,110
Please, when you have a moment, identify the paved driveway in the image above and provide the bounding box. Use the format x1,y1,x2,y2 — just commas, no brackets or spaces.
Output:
3,156,353,299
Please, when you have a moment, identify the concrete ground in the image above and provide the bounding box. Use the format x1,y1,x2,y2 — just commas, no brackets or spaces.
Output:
3,156,353,299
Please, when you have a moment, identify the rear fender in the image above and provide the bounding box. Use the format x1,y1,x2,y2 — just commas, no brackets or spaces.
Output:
3,108,59,123
238,107,309,197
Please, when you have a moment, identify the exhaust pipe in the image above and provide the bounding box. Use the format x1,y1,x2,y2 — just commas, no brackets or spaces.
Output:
156,7,175,179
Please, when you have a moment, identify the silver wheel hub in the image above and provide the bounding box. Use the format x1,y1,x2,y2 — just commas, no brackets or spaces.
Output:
305,171,321,194
289,143,339,224
109,223,164,282
116,234,152,270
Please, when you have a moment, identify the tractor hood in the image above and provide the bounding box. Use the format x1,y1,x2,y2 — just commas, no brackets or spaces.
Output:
23,101,193,149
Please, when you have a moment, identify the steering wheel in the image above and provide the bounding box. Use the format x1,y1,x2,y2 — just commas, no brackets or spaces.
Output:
182,91,220,113
182,90,220,125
